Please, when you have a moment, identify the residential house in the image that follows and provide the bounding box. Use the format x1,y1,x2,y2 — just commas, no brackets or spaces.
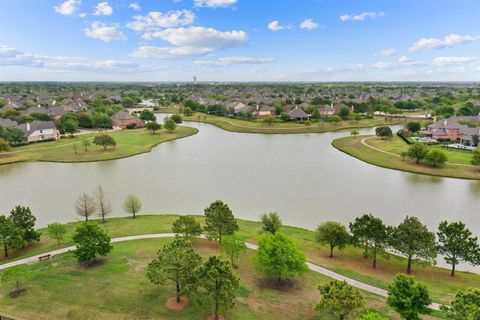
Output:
252,105,276,119
111,110,145,129
0,119,18,128
288,107,309,121
26,106,49,115
424,116,480,146
48,106,68,122
19,120,60,143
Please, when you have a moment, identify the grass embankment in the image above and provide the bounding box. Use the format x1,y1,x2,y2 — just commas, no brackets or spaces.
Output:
1,215,477,310
332,135,480,180
175,112,410,134
0,126,198,166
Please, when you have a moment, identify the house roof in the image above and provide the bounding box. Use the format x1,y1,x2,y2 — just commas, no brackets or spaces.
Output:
0,119,18,128
111,110,139,121
288,107,309,118
48,106,67,117
20,120,56,135
26,106,49,115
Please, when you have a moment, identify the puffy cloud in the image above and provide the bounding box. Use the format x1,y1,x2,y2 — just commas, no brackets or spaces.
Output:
126,10,195,32
84,22,126,42
300,19,318,30
194,0,236,8
79,12,86,18
194,55,275,67
129,3,141,11
340,12,385,21
54,0,81,15
268,20,284,31
409,34,480,52
433,56,477,66
93,2,113,16
130,46,212,59
398,56,412,63
377,48,396,56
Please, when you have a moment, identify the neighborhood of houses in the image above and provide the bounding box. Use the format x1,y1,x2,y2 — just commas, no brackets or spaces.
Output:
423,116,480,147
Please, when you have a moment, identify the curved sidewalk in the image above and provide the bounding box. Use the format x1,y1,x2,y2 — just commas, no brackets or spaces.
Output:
0,233,442,311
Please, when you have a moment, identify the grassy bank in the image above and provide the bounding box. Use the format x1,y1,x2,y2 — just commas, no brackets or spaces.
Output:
332,135,480,180
0,126,198,166
1,214,477,307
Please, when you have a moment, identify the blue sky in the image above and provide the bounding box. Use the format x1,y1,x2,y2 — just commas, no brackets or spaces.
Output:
0,0,479,81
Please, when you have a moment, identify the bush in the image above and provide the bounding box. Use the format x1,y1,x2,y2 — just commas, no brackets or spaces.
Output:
126,123,137,129
426,149,447,167
170,114,183,124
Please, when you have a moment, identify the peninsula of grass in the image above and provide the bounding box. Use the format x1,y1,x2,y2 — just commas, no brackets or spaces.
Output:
0,126,198,166
1,215,477,309
332,135,480,180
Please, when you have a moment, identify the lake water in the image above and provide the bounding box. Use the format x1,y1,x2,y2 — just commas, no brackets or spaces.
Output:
1,118,479,271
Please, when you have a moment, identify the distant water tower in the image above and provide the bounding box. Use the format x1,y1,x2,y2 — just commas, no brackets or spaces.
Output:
193,75,197,85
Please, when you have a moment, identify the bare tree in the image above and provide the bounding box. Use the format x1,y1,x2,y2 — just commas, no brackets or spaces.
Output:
95,186,112,223
75,193,96,222
123,194,142,219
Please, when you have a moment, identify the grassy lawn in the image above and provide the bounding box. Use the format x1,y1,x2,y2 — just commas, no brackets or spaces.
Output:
1,214,477,308
332,136,480,180
0,237,439,320
0,126,198,166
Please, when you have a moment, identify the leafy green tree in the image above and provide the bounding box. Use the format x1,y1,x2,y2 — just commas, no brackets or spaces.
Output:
390,216,436,274
139,109,156,122
387,275,431,320
355,311,387,320
350,130,359,137
260,212,282,234
146,239,202,303
95,186,112,223
164,117,177,132
375,126,393,140
63,118,79,137
0,138,10,153
9,205,40,244
1,265,29,296
339,107,351,120
254,233,307,282
93,134,116,151
4,127,26,145
204,200,238,242
426,150,447,167
436,220,480,276
145,121,161,134
280,112,290,122
81,138,91,152
220,234,246,268
406,122,421,134
172,216,202,241
47,223,67,246
443,288,480,320
170,114,183,124
72,223,112,265
315,280,365,320
196,256,240,320
316,221,351,257
311,108,321,120
183,107,193,116
123,194,142,219
75,192,96,222
262,115,276,125
471,147,480,169
122,97,134,108
407,144,429,164
331,115,342,125
0,215,25,258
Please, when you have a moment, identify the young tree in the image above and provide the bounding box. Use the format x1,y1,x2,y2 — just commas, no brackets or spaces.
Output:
9,205,40,244
146,239,202,303
1,265,29,296
139,109,156,122
254,233,307,282
436,220,480,277
406,122,421,135
355,311,387,320
426,150,447,167
375,126,393,140
72,223,112,265
164,117,177,132
331,115,341,125
471,147,480,169
47,223,67,246
315,280,365,320
196,256,240,320
220,234,246,268
172,216,202,241
123,194,142,219
443,288,480,320
75,193,96,222
407,144,429,164
350,130,359,137
0,137,11,153
63,118,79,137
315,221,351,257
390,216,436,274
81,138,91,152
95,186,112,223
204,200,238,242
170,114,183,124
387,275,431,320
145,121,161,134
183,107,193,116
260,212,282,234
0,215,25,258
93,134,116,151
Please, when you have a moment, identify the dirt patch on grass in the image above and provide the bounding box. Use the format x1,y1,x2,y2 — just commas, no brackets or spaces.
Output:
207,314,225,320
9,288,26,298
256,277,303,292
74,258,107,270
165,296,189,311
127,258,147,272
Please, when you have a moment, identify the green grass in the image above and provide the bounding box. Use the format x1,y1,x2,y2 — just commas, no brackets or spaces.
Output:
332,135,480,180
0,126,198,166
1,214,477,308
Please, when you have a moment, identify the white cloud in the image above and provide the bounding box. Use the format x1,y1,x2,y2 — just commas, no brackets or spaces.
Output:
127,10,195,32
129,3,141,11
84,22,126,42
432,56,477,66
268,20,284,31
340,12,385,21
398,56,412,63
194,0,236,8
131,46,212,59
93,2,113,16
194,55,275,67
300,19,318,30
54,0,81,15
251,65,270,73
79,12,86,18
409,34,480,52
377,48,396,56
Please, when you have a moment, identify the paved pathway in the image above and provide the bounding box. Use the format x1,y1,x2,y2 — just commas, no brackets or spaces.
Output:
0,233,442,310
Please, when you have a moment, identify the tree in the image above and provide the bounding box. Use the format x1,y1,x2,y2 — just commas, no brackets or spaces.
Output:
172,216,202,241
9,206,40,244
355,311,387,320
471,147,480,169
196,256,240,320
204,200,238,242
260,212,282,234
183,107,193,116
123,194,141,219
220,234,246,268
95,186,112,223
262,115,276,125
443,288,480,320
139,109,156,122
350,130,359,137
426,150,447,167
72,223,112,265
315,280,365,320
93,134,116,151
339,107,351,120
81,138,91,152
47,223,67,246
0,138,10,153
387,275,431,320
164,117,177,132
75,193,96,222
146,239,202,303
406,122,421,135
316,221,350,258
122,97,134,108
63,118,79,137
331,115,341,125
1,265,29,296
170,114,183,124
436,220,480,276
407,143,429,164
0,215,25,258
146,121,161,134
254,233,307,282
390,216,436,274
375,126,393,140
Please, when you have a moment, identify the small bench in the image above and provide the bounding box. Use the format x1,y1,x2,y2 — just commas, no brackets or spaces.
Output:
38,254,51,261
